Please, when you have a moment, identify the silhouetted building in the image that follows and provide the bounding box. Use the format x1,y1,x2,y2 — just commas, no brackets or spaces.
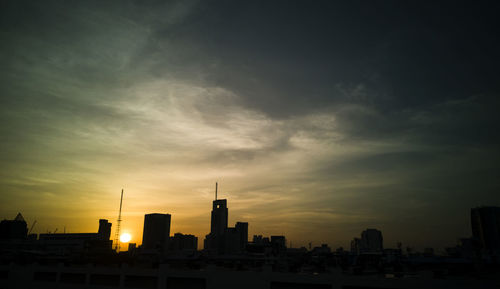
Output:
169,233,198,253
236,222,248,250
252,235,264,244
456,237,480,258
204,198,249,255
98,219,112,240
361,229,383,252
271,236,287,256
128,243,137,256
271,236,286,248
223,227,237,254
312,244,331,255
204,199,228,254
142,213,171,252
38,219,112,256
211,199,228,236
350,229,383,255
247,235,272,255
351,237,360,254
0,213,28,240
471,206,500,256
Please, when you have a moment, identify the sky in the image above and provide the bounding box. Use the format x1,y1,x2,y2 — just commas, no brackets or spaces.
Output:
1,0,499,251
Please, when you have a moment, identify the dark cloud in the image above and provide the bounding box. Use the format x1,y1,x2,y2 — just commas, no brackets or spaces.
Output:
136,0,500,117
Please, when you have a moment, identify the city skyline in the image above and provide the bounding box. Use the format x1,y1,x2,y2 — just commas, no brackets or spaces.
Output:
1,189,492,252
1,1,500,252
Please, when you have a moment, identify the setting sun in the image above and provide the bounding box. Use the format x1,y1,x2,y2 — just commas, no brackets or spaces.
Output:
120,233,131,243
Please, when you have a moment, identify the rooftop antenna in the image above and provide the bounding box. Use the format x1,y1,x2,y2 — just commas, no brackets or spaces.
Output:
114,189,124,252
215,182,218,200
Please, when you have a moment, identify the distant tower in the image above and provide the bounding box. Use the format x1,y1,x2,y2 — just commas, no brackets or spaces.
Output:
114,189,124,252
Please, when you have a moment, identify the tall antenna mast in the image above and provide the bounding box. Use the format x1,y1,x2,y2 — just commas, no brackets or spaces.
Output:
215,182,218,200
114,189,124,252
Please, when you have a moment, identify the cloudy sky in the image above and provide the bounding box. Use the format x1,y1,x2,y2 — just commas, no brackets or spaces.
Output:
1,0,499,250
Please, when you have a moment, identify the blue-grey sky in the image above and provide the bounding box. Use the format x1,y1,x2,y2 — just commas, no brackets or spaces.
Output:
1,0,499,250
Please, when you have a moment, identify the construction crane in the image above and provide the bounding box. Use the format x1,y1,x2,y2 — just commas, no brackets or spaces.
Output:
114,189,124,252
28,220,37,235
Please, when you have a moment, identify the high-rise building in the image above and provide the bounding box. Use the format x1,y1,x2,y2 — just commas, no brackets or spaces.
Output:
205,199,228,254
211,199,228,236
142,213,171,252
271,235,287,255
360,229,383,253
98,219,112,240
471,206,500,256
236,222,248,250
204,196,250,255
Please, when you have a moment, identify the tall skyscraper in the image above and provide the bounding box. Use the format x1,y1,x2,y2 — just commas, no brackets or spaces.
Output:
471,206,500,256
211,199,228,236
142,213,171,252
204,196,250,255
205,199,228,254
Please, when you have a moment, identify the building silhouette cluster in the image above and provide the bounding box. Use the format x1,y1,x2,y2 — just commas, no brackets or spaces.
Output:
38,219,112,256
141,213,198,256
1,198,500,265
350,228,384,255
204,198,248,255
1,188,500,288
